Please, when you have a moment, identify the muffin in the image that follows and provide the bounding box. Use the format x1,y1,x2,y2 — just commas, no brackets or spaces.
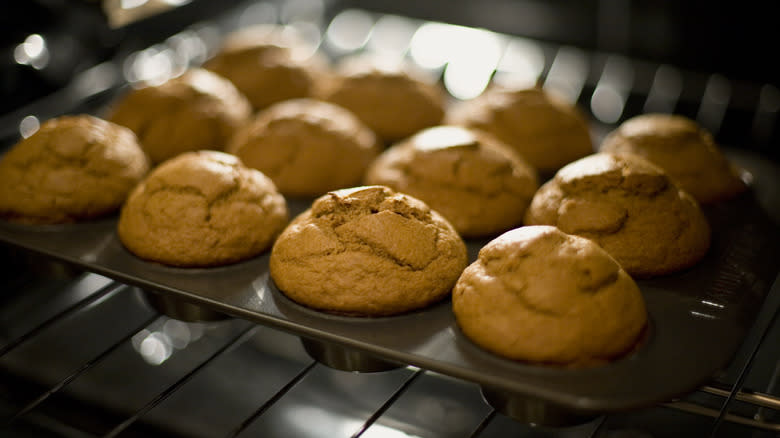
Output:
364,125,538,237
599,113,747,203
228,98,380,198
118,151,288,267
0,115,150,224
107,68,252,164
203,24,326,111
269,185,467,316
320,55,446,143
445,86,593,174
452,225,648,366
524,152,711,277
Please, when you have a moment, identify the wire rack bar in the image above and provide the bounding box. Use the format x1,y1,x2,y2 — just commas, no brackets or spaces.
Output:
0,281,124,358
665,400,780,433
4,313,161,427
708,303,780,437
350,368,425,438
102,322,259,438
702,382,780,411
468,408,496,438
224,360,318,438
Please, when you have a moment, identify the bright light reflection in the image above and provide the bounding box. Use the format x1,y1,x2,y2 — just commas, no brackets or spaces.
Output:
124,46,177,85
493,37,545,88
132,317,205,366
14,34,50,70
367,15,417,59
325,9,374,53
590,85,624,124
409,22,453,69
139,331,173,365
121,0,148,9
442,27,503,100
19,115,40,138
237,2,277,28
283,405,421,438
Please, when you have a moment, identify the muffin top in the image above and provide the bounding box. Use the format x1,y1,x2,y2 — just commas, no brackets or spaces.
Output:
453,225,647,366
0,115,150,224
524,152,711,277
445,86,593,174
269,185,467,316
107,68,252,164
600,113,746,203
320,55,446,143
229,98,379,197
365,125,538,237
204,24,326,111
118,150,288,267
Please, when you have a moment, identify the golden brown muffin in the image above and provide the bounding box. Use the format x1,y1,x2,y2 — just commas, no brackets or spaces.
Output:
445,86,593,174
118,151,288,267
599,113,747,203
228,98,380,198
452,225,647,366
524,152,711,277
107,68,252,164
0,115,150,224
320,55,446,143
203,24,326,111
269,185,467,316
364,125,538,237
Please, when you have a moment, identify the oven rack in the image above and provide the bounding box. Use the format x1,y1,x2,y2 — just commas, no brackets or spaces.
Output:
0,264,779,437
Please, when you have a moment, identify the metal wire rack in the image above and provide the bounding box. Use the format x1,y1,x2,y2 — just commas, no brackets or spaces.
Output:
1,1,779,436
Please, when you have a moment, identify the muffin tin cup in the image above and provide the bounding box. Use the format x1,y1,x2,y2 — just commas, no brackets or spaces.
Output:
481,386,600,427
300,337,403,372
142,290,230,323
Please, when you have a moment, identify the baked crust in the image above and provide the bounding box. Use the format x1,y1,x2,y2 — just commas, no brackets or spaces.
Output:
365,125,538,237
600,113,747,203
524,152,711,277
0,115,150,224
118,150,288,267
445,86,593,174
452,225,648,366
107,68,252,164
269,185,467,316
229,98,380,197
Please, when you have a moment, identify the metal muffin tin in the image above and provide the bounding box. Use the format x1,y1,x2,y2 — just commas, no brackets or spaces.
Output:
0,157,778,424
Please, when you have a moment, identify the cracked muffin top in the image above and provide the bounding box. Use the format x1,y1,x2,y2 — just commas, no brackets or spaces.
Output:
452,225,648,366
319,55,446,143
107,68,252,164
599,113,747,204
445,86,593,174
524,152,711,277
228,98,380,198
269,185,467,316
203,24,327,111
0,115,150,224
364,125,538,237
118,150,288,267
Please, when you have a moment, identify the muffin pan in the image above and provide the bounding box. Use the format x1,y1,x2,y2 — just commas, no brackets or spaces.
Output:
0,159,778,422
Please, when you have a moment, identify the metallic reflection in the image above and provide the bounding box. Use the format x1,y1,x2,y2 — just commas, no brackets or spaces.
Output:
131,317,205,365
644,64,682,113
442,27,503,100
590,56,633,123
19,115,40,139
494,37,545,88
283,405,422,438
408,22,452,70
14,34,50,70
543,46,588,103
367,15,418,60
697,74,731,136
325,9,375,53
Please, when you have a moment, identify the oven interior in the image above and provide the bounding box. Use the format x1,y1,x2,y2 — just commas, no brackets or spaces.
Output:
1,1,779,437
